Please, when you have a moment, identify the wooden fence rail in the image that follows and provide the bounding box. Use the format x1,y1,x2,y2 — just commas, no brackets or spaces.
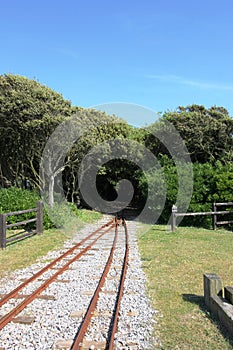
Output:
0,201,43,249
171,202,233,232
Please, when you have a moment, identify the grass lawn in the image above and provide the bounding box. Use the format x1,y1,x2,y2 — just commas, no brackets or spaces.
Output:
138,225,233,350
0,209,102,279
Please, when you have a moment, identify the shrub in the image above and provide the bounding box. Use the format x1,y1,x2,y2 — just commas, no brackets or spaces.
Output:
0,188,101,231
141,160,233,229
0,187,53,229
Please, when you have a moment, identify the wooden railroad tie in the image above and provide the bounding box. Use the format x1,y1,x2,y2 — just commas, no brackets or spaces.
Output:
53,339,106,349
0,293,55,300
12,315,35,325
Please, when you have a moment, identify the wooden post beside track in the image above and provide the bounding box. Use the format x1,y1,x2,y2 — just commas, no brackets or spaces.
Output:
212,203,217,230
171,205,177,232
36,201,43,234
0,213,7,249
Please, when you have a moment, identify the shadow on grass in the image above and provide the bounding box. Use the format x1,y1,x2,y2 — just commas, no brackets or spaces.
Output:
6,229,37,247
182,293,233,346
150,225,167,232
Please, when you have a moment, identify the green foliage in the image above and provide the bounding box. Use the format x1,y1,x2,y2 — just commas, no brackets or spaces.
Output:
142,105,233,228
63,118,140,206
45,201,102,229
162,104,233,163
0,188,101,231
0,187,51,229
212,162,233,202
0,75,232,232
140,156,192,224
0,74,73,189
43,202,78,229
0,73,72,121
0,188,38,215
185,162,233,228
143,161,233,228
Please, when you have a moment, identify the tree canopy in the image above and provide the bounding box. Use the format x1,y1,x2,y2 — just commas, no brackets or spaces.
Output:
0,74,232,228
0,74,74,188
162,104,233,163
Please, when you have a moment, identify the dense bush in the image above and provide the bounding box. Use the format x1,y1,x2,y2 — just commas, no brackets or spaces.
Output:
186,162,233,228
0,188,53,229
140,160,233,229
0,188,89,230
0,188,102,233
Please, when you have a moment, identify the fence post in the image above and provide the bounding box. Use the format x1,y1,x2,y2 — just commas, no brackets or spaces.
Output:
0,214,7,249
204,273,222,309
171,205,178,232
212,203,217,230
36,201,43,234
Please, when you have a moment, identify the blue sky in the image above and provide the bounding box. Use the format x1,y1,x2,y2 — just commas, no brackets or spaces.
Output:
0,0,232,126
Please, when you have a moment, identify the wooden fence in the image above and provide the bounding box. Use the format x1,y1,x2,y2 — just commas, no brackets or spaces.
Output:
212,202,233,230
0,201,43,249
204,273,233,337
171,202,233,232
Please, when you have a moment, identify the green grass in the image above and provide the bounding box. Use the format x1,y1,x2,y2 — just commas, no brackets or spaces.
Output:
138,225,233,350
0,209,102,279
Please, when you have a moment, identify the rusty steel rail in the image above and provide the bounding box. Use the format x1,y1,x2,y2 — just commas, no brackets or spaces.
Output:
0,218,114,308
0,218,116,331
71,223,119,349
108,219,129,349
71,219,129,350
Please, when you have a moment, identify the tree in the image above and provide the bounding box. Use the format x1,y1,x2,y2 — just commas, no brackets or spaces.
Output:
0,74,73,188
61,115,139,208
162,104,233,163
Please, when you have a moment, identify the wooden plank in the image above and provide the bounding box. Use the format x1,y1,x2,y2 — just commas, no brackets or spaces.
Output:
225,286,233,304
175,210,233,217
5,208,36,217
12,316,35,324
54,279,70,283
6,218,37,229
53,340,73,349
81,340,106,349
54,340,107,350
216,220,233,225
215,202,233,206
69,310,85,318
0,293,55,300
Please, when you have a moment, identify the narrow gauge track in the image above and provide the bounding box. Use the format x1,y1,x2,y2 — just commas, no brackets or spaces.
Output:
71,218,129,350
0,218,115,331
0,217,130,349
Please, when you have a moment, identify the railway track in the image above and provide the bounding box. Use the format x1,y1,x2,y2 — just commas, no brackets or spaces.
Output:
0,217,132,350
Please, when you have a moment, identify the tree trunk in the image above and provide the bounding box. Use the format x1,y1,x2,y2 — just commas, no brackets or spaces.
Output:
48,176,55,207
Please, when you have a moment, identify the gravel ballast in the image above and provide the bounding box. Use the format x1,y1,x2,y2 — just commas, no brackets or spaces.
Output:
0,216,160,349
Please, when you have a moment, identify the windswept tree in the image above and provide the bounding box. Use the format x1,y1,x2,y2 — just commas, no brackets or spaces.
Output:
0,74,137,208
162,104,233,163
0,74,74,188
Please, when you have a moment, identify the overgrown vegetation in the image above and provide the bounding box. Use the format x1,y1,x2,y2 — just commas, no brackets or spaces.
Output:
0,74,232,229
0,187,89,230
0,187,104,233
138,224,233,349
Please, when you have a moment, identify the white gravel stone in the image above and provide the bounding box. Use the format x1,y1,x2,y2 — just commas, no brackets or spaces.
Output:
0,216,161,349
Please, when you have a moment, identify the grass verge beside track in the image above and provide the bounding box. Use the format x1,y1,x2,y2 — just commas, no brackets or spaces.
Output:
138,225,233,350
0,209,102,279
